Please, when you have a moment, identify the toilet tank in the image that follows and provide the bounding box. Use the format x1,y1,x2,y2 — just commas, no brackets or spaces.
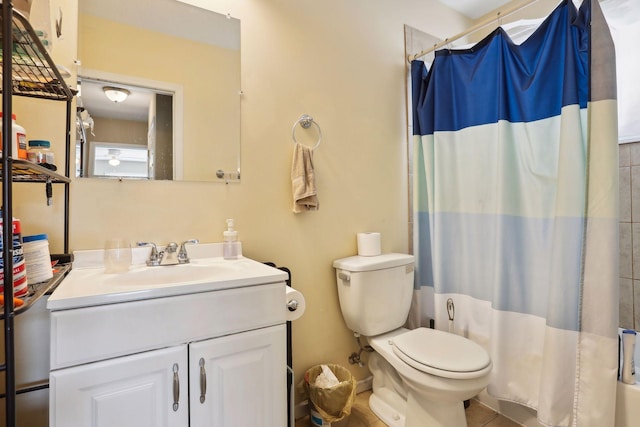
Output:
333,253,414,337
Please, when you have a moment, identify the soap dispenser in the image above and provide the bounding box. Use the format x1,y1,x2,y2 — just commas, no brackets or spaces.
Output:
223,219,239,260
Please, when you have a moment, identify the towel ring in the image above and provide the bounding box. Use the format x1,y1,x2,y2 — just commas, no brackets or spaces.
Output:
292,114,322,150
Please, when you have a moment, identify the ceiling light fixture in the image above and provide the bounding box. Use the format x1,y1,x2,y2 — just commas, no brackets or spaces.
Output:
108,149,121,166
103,86,130,103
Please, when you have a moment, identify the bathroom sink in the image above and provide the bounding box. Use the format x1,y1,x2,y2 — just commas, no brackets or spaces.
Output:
110,257,261,287
102,262,232,287
48,249,287,311
189,257,248,269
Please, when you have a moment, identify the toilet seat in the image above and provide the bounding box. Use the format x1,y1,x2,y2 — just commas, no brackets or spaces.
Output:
392,328,492,380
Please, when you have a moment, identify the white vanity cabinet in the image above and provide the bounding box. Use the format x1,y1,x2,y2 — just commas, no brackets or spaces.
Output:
50,344,189,427
189,325,286,427
47,254,289,427
51,325,286,427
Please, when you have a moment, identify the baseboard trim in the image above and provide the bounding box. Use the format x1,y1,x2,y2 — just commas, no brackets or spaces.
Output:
356,376,373,394
295,400,309,420
295,376,373,420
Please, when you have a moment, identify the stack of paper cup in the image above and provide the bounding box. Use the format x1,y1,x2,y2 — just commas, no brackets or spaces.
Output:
357,232,381,256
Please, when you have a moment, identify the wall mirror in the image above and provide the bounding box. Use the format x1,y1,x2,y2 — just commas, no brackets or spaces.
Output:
77,0,241,182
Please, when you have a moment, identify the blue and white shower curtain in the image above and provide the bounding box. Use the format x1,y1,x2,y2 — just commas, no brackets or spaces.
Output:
411,1,618,426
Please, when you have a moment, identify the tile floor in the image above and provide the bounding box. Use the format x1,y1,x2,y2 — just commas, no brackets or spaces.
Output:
295,390,520,427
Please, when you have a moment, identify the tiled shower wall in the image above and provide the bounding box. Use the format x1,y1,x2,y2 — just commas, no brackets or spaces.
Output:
619,142,640,329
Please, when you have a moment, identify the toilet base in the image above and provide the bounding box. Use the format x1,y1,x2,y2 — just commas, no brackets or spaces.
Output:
405,390,467,427
369,392,405,427
366,331,485,427
368,352,408,426
369,384,468,427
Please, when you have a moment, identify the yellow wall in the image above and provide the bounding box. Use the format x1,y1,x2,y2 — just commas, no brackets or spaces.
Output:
90,117,148,146
10,0,473,397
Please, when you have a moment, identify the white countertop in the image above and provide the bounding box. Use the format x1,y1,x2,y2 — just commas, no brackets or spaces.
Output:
47,243,288,311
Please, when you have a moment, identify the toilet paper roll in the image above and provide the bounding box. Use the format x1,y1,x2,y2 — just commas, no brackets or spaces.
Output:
285,285,306,321
357,232,381,257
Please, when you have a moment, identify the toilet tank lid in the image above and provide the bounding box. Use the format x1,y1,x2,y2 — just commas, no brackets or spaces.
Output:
333,253,414,272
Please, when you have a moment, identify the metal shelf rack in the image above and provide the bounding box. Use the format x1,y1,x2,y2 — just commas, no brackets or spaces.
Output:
1,158,71,182
1,2,74,426
0,263,70,320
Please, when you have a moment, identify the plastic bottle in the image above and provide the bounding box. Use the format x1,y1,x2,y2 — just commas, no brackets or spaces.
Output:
0,213,28,297
622,329,637,384
22,234,53,283
27,140,55,165
0,113,27,160
223,219,239,260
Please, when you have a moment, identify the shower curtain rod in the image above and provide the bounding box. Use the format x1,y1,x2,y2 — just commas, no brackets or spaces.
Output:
409,0,539,61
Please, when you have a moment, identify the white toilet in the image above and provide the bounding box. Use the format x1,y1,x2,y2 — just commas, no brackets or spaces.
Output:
333,253,492,427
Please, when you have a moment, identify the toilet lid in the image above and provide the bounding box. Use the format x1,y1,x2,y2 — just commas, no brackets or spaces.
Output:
392,328,491,376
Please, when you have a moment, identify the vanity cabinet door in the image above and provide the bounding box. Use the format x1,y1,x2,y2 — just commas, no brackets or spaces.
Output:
189,324,287,427
50,345,188,427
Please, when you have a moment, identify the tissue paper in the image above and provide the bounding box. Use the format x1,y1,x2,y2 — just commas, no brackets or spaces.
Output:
357,232,381,256
315,364,340,388
285,285,306,321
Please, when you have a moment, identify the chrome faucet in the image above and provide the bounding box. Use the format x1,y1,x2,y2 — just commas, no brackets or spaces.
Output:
137,242,160,266
160,242,179,265
138,240,199,266
178,239,199,264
